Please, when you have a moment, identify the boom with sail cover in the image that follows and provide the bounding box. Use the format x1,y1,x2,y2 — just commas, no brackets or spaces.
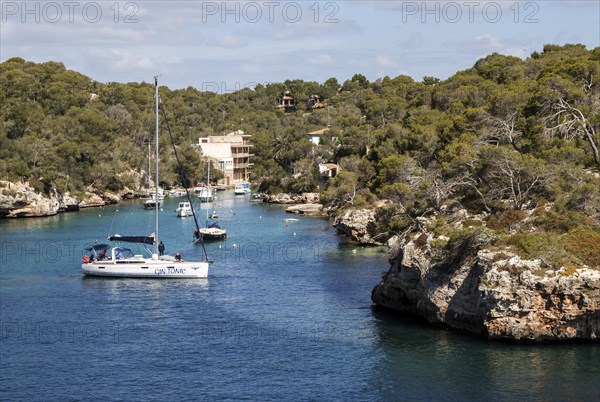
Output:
108,235,154,245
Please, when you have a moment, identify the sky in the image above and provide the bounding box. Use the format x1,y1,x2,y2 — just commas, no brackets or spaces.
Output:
1,1,599,90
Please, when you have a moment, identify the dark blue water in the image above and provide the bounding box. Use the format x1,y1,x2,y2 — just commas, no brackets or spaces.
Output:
1,193,599,401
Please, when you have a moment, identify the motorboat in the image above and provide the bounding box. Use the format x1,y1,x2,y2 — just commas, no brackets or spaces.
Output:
176,201,193,217
234,183,251,195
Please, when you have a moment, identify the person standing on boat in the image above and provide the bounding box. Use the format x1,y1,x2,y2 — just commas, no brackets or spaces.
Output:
158,241,165,256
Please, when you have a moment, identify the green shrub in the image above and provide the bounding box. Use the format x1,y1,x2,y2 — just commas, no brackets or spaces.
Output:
463,219,484,228
559,264,580,277
563,228,600,268
502,232,566,267
486,210,528,231
414,233,429,248
534,207,587,233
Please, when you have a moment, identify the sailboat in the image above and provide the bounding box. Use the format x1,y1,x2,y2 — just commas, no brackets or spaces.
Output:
82,77,211,278
197,161,214,202
143,195,161,209
194,160,227,241
142,138,162,209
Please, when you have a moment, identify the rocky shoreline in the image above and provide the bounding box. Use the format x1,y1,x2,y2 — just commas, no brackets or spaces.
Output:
0,180,136,218
262,192,327,217
4,182,598,342
318,202,599,342
261,194,385,243
332,208,384,246
369,209,599,343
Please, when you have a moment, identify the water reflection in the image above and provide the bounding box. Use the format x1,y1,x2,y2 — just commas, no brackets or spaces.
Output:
370,307,600,401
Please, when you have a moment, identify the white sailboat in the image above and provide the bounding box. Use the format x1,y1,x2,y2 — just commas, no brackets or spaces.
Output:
82,77,210,278
197,162,214,202
141,138,163,209
197,186,213,202
143,195,161,209
195,160,226,241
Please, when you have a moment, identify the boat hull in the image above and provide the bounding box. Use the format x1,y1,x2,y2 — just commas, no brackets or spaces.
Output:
82,260,209,278
143,199,161,209
198,229,227,241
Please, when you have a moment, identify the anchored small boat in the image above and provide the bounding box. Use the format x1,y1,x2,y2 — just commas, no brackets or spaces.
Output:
176,201,193,217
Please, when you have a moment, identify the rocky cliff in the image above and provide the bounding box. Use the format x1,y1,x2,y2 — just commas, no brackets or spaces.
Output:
0,181,124,218
371,211,600,342
332,208,384,246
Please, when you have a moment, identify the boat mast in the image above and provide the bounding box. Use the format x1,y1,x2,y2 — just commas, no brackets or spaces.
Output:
146,140,151,197
158,86,211,262
154,76,159,255
206,159,210,222
143,138,150,198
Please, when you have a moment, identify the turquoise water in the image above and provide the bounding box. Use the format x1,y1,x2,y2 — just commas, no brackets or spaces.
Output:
1,193,599,401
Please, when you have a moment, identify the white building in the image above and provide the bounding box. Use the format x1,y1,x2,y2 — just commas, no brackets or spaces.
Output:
308,128,329,145
197,130,253,185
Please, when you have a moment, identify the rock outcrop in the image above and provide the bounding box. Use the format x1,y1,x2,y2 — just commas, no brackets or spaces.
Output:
0,181,61,217
0,181,125,218
285,203,324,216
78,193,106,208
333,208,383,246
263,192,320,204
371,215,600,342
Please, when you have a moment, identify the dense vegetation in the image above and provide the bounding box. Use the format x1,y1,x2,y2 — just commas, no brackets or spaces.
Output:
1,44,599,267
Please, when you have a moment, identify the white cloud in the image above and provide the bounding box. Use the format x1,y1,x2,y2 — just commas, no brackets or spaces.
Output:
240,64,262,74
446,34,503,55
206,35,248,49
310,54,334,65
1,1,597,89
376,55,397,68
396,32,430,50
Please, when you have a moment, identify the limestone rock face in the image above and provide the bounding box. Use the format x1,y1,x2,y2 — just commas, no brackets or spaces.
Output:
78,193,106,208
100,191,120,204
264,193,320,204
0,181,60,217
478,253,599,341
119,187,136,200
333,209,383,246
59,192,80,211
285,203,324,216
371,227,600,342
0,181,125,217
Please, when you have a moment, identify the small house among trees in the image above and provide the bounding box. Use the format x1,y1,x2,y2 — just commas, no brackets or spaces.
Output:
308,128,329,145
277,91,296,113
308,94,327,110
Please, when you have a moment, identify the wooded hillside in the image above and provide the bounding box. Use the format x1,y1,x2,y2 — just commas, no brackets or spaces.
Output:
1,45,599,266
